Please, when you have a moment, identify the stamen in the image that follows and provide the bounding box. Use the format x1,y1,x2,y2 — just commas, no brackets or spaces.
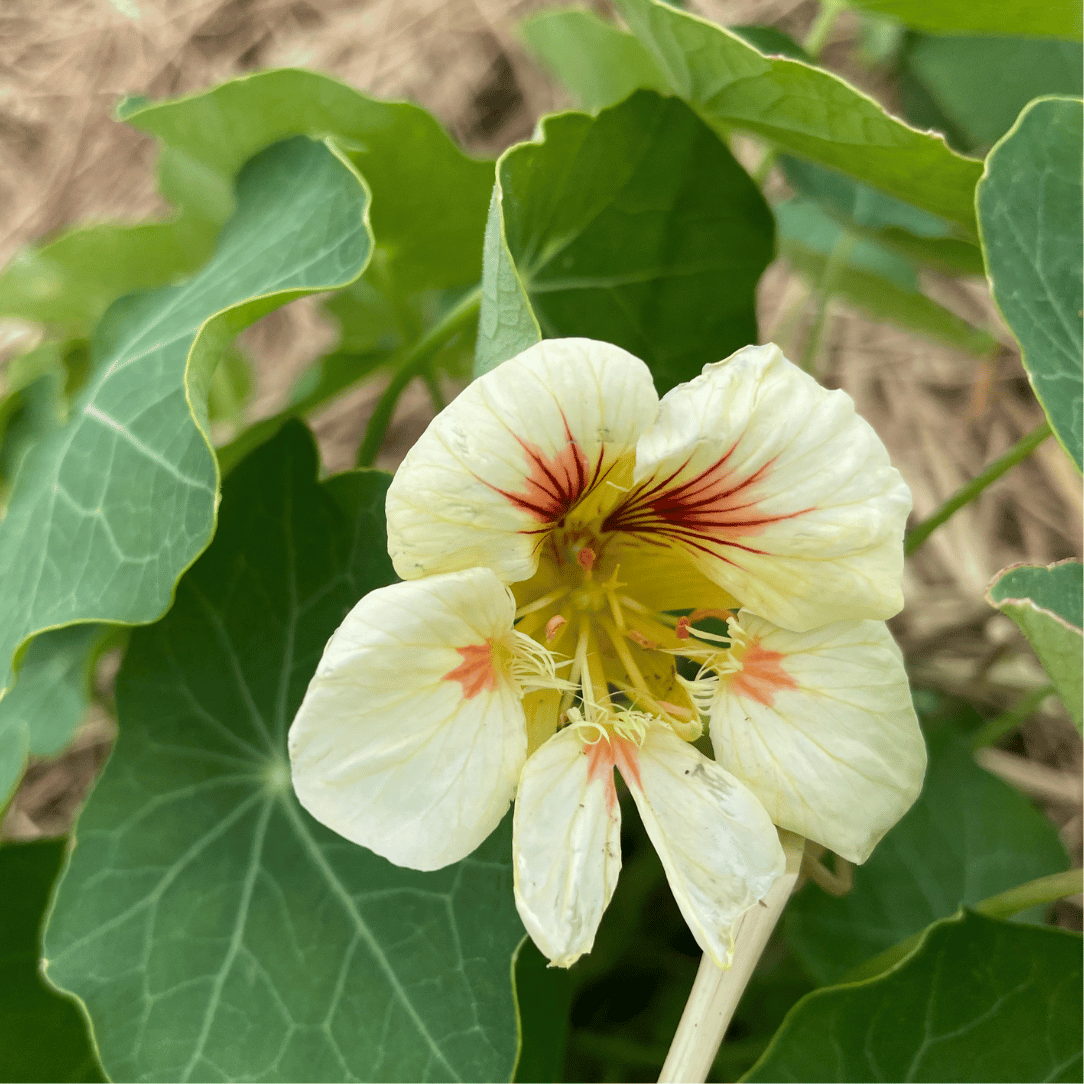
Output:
515,590,567,620
577,546,596,572
627,629,657,650
545,614,567,642
675,616,691,640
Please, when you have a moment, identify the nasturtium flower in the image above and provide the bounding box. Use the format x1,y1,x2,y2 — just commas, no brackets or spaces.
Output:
289,338,924,968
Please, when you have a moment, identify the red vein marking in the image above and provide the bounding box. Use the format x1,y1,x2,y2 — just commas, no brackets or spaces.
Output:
482,416,601,525
602,448,812,554
612,737,643,791
730,641,797,707
443,642,498,699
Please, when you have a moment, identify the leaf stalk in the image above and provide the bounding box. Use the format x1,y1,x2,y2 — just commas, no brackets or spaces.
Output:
904,420,1052,556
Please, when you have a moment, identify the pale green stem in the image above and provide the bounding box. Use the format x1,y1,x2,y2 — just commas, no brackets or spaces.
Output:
802,0,846,56
904,421,1053,555
976,868,1082,920
800,230,853,376
970,684,1055,749
844,867,1082,982
356,287,480,468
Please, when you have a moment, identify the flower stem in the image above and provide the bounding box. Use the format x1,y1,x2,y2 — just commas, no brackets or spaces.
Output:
356,286,481,467
802,0,846,56
800,229,853,376
658,834,804,1084
904,420,1052,556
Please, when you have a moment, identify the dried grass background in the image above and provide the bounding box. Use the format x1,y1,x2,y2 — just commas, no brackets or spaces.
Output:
1,0,1080,915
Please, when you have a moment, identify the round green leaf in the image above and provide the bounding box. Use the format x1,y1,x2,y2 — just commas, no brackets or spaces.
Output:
615,0,984,231
0,136,373,703
746,911,1082,1082
977,96,1083,471
476,89,775,392
44,424,525,1082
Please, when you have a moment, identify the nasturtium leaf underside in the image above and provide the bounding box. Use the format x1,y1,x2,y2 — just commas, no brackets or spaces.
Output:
476,89,775,392
904,35,1083,153
45,423,526,1083
745,912,1083,1082
844,0,1082,41
785,735,1069,984
977,96,1083,470
0,839,104,1083
614,0,983,231
0,625,106,806
122,68,493,292
776,200,995,354
987,561,1084,730
0,136,372,702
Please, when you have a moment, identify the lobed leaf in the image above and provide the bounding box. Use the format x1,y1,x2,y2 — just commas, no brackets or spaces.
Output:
614,0,984,230
786,734,1069,983
121,68,493,292
476,89,775,391
0,136,373,702
44,423,526,1082
745,911,1082,1082
0,839,104,1083
987,561,1083,730
977,96,1083,470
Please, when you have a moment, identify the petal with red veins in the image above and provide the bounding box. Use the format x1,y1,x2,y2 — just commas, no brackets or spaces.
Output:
620,724,785,967
623,343,912,631
288,567,526,871
386,337,658,583
709,613,925,863
513,726,622,967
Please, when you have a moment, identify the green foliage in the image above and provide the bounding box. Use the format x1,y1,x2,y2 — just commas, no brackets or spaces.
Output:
0,137,372,702
121,68,492,292
977,96,1083,470
902,35,1083,154
744,911,1083,1082
476,89,775,390
519,9,669,112
845,0,1082,41
615,0,984,229
0,839,104,1082
777,200,996,354
786,734,1069,984
45,424,525,1082
0,625,107,807
987,561,1084,730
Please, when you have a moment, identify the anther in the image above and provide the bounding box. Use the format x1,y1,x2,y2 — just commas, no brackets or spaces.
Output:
627,629,657,650
577,546,596,572
545,614,567,642
675,616,691,640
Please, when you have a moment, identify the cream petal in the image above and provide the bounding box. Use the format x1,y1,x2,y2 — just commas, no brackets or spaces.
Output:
386,337,659,583
625,343,912,631
513,725,622,967
288,567,527,871
620,724,785,968
709,614,925,864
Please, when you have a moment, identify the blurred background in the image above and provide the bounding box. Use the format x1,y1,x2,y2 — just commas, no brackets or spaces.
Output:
0,1,1080,1073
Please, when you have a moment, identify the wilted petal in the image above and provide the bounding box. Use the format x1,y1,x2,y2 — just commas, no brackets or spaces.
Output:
387,337,658,583
513,725,622,967
625,343,912,631
289,568,527,871
709,614,925,863
620,724,785,967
